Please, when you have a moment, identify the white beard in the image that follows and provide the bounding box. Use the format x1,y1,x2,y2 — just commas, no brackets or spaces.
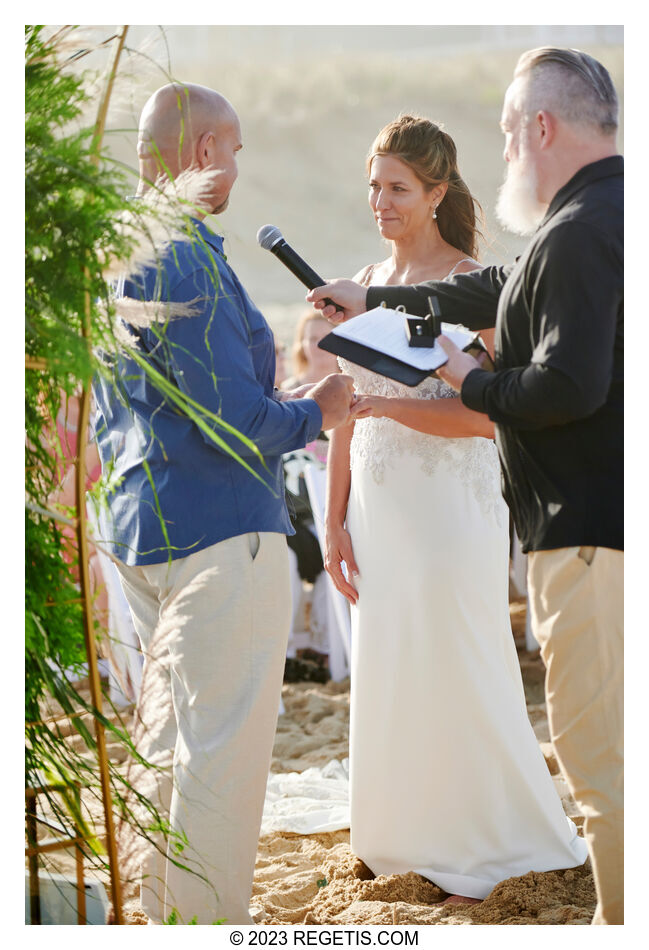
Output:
495,161,546,236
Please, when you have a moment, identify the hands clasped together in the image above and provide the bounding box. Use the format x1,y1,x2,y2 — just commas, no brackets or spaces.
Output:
284,373,398,430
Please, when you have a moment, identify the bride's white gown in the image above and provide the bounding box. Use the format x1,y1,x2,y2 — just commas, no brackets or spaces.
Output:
339,328,588,898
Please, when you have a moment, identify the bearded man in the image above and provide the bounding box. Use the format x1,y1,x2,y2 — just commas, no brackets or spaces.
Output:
308,48,623,925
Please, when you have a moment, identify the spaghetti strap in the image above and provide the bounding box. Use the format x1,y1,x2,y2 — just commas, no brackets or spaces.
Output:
359,258,480,285
445,257,481,279
359,263,376,287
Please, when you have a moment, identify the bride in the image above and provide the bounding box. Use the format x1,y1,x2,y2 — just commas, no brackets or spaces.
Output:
324,115,588,903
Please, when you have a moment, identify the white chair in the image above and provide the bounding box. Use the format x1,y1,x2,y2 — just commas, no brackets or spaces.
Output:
304,463,352,681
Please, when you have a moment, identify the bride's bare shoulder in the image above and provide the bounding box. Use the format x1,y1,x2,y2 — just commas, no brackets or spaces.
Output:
352,258,391,285
352,263,373,284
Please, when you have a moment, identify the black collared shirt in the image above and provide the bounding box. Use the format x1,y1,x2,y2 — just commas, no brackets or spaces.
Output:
366,156,623,552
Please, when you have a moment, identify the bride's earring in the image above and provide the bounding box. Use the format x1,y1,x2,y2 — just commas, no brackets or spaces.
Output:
432,205,438,220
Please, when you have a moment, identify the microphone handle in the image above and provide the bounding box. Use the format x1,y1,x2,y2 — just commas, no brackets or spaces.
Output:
270,242,338,311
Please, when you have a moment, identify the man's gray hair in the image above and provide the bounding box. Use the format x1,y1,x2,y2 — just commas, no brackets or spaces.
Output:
514,47,618,136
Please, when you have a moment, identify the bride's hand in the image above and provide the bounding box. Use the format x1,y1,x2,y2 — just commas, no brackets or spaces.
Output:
324,522,360,605
350,395,388,420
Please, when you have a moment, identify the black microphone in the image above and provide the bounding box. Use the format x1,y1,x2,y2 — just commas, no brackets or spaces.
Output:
256,225,337,311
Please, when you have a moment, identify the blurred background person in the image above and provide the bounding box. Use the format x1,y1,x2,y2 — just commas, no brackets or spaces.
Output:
282,310,341,393
274,339,288,389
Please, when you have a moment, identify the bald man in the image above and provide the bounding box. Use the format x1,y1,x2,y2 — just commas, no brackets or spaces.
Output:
94,83,353,924
136,83,238,212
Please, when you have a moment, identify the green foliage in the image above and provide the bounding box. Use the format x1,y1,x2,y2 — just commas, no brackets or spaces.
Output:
25,25,259,905
25,24,132,736
164,909,223,925
25,509,85,721
25,26,132,378
25,24,155,882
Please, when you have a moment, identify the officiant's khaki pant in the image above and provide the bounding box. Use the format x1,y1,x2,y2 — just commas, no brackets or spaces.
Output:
115,532,291,924
528,546,623,925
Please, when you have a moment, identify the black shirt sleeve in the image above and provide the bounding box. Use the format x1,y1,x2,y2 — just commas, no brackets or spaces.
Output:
461,220,622,429
365,264,513,330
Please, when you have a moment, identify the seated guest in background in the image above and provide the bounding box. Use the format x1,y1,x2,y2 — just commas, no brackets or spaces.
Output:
281,310,341,397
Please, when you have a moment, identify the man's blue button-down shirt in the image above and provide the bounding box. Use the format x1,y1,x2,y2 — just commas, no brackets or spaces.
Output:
93,220,323,566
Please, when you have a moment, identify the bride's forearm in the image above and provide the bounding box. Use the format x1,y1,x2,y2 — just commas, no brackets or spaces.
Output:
381,396,494,438
325,422,354,526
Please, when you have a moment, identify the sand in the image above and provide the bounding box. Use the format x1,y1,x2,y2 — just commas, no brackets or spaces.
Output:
250,833,594,926
245,606,595,927
34,597,596,925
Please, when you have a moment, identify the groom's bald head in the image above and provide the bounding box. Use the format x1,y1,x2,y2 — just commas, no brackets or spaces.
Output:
137,83,238,187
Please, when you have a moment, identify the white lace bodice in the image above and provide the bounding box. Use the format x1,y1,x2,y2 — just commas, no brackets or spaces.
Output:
340,357,503,524
338,257,503,523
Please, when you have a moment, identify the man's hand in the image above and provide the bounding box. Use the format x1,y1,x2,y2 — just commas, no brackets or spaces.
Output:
306,373,355,429
306,280,368,323
436,335,483,392
275,383,313,401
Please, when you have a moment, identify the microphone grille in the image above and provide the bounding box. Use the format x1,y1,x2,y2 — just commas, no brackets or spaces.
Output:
257,224,283,250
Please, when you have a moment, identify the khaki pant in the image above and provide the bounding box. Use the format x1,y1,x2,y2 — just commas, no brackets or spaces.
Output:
115,532,291,924
528,546,623,925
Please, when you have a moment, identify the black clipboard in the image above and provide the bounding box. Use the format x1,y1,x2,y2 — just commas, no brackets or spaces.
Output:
318,333,430,386
318,309,492,387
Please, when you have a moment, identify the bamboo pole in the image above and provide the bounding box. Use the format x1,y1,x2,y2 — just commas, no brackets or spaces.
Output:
26,356,48,371
26,792,41,924
74,384,123,922
74,25,129,925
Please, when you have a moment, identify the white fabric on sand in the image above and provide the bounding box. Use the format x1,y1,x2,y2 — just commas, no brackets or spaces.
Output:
261,759,350,835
